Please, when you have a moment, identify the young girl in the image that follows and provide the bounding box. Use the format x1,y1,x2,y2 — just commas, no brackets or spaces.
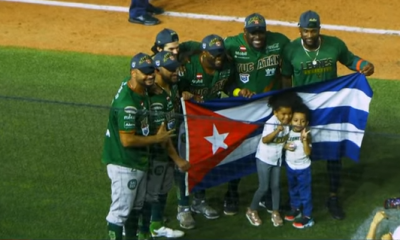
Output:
283,103,314,229
246,92,302,227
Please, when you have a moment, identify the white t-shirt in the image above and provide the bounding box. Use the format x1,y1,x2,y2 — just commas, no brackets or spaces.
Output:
285,130,311,170
255,115,289,166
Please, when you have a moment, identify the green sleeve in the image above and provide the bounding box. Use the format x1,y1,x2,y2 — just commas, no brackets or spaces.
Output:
337,38,355,68
117,105,136,132
281,45,294,77
179,41,201,53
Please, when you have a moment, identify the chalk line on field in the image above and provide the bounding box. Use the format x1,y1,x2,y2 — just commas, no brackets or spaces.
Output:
2,0,400,36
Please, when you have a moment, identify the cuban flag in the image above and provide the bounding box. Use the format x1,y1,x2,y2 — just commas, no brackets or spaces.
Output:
181,73,373,193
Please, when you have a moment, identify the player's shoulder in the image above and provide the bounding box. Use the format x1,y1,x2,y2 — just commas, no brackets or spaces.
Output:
266,31,290,42
283,37,301,53
321,35,346,45
224,33,243,44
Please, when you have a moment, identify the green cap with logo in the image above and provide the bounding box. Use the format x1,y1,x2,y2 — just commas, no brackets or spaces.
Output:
298,10,321,28
244,13,267,33
130,53,154,75
153,51,181,72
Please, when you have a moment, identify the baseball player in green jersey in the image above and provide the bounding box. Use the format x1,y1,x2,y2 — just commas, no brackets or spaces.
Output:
137,51,189,239
150,28,201,230
102,53,184,240
175,34,236,224
224,13,290,97
222,12,291,216
281,10,374,224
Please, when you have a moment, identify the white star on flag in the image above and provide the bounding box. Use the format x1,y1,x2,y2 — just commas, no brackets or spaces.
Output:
204,124,229,155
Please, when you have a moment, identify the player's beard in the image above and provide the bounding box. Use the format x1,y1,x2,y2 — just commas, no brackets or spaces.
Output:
161,73,175,85
303,36,320,49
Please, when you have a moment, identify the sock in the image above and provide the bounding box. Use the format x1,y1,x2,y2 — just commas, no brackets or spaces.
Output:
140,201,152,234
124,210,140,240
107,222,123,240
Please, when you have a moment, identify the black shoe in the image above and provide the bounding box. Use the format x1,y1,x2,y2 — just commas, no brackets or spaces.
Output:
128,13,160,26
326,196,345,220
146,4,164,15
223,199,238,216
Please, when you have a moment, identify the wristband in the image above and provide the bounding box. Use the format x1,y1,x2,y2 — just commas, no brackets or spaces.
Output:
233,88,241,97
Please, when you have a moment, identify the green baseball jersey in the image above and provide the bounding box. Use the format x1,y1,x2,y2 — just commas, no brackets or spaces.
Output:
178,54,234,101
149,83,180,161
179,41,201,54
101,78,150,171
282,35,356,86
224,32,290,93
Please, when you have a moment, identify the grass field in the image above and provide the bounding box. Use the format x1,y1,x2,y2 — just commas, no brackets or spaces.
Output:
1,46,400,239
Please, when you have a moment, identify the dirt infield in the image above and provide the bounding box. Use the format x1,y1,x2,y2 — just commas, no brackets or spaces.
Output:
0,0,399,80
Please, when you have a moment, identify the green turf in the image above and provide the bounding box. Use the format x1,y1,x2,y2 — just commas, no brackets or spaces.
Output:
1,46,400,239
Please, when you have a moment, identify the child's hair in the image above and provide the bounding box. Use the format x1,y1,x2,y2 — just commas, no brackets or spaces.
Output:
268,91,303,111
293,103,311,121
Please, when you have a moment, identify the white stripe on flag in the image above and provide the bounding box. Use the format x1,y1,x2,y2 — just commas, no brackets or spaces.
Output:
311,123,365,146
298,88,371,111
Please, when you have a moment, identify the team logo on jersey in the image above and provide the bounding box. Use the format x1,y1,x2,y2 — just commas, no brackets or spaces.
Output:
265,68,276,76
150,103,163,111
196,73,203,79
267,43,280,50
127,179,138,190
131,62,136,68
239,46,246,51
167,119,176,130
124,114,134,120
202,43,207,50
239,73,250,83
124,121,135,129
141,118,150,136
155,60,161,66
154,166,164,176
124,106,137,114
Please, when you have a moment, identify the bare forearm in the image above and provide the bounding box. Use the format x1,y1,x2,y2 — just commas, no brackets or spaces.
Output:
262,129,280,143
120,134,160,147
366,222,379,240
166,139,181,163
303,140,312,156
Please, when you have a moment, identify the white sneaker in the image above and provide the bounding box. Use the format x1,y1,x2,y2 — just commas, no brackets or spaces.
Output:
151,226,184,238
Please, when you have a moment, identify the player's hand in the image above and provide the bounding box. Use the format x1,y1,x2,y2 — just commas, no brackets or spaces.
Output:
156,122,176,143
360,62,374,76
192,94,204,103
239,88,255,98
182,91,194,100
176,158,191,172
276,125,284,132
381,233,392,240
301,128,311,142
372,211,388,225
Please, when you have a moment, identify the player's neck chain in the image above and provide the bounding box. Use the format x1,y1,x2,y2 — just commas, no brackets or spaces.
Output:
301,37,321,66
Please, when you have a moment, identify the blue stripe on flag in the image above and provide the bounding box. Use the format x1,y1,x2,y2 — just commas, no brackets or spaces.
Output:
311,107,369,130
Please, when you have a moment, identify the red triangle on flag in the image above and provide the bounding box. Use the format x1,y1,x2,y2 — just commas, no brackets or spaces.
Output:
183,100,259,192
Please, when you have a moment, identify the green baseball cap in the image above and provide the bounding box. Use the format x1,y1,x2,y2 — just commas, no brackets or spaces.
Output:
201,34,225,57
130,53,154,75
299,10,321,28
153,51,181,72
244,13,267,33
